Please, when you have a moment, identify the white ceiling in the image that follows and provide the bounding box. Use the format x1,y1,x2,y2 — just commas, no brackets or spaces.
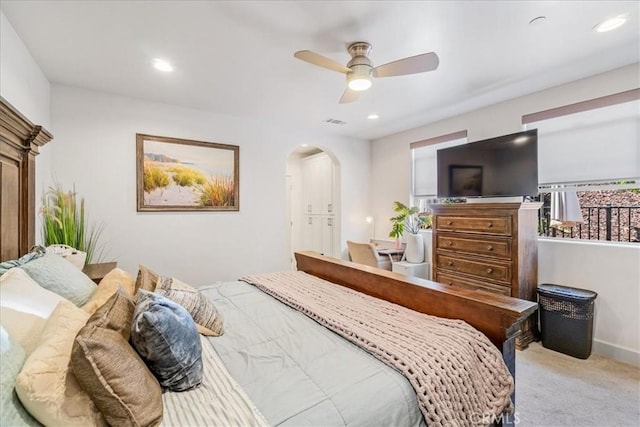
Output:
2,1,638,141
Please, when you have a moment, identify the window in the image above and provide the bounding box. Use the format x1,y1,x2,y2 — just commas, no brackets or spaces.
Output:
537,189,640,242
410,130,468,211
523,89,640,242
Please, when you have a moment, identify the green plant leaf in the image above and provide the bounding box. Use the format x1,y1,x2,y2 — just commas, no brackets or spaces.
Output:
40,183,108,265
388,200,430,236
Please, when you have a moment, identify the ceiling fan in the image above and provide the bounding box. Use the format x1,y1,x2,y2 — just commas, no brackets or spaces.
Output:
294,41,439,104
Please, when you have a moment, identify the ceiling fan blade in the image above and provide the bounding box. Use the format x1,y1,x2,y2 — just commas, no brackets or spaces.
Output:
294,50,351,74
373,52,439,78
339,88,360,104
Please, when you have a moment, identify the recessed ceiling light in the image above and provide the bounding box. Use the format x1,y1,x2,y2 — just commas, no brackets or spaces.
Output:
367,114,379,120
593,14,628,33
152,58,174,72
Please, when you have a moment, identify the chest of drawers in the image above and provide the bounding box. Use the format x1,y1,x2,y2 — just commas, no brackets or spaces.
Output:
430,202,542,348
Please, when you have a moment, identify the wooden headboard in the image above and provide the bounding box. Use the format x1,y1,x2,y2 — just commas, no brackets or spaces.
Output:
0,97,53,262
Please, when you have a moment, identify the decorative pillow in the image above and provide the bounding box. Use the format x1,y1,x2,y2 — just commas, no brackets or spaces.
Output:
14,300,105,426
82,268,136,314
0,246,46,275
0,326,40,426
135,265,160,292
131,290,203,392
0,267,65,355
156,276,224,336
71,288,163,426
19,253,97,307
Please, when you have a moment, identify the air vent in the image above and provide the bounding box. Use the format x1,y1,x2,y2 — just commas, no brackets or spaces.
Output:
323,118,347,125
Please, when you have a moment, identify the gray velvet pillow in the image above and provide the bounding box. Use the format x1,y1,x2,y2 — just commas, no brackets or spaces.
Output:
20,253,96,306
131,290,203,392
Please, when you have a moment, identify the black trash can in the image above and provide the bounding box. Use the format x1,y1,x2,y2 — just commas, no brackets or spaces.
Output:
537,284,598,359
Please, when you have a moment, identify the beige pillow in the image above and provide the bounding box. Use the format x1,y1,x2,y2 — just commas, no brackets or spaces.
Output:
71,288,163,426
156,276,224,336
82,268,136,314
14,300,106,426
135,265,159,292
0,267,65,355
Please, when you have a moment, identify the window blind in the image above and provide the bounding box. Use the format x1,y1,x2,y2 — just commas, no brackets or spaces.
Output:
523,89,639,191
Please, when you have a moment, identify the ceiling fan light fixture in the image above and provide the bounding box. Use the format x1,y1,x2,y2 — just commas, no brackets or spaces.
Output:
348,76,372,91
347,64,373,91
293,41,439,104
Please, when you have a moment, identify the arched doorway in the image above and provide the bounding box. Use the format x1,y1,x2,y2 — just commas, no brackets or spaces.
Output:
286,145,341,269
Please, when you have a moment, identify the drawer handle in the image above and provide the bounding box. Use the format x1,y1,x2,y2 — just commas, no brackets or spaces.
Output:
487,222,493,228
486,268,493,274
447,220,453,225
447,261,454,266
487,245,493,251
446,241,453,246
447,281,453,285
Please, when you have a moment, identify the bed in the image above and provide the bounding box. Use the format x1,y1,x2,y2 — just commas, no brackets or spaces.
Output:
0,97,537,427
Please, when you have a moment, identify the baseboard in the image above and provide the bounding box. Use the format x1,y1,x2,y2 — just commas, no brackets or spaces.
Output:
592,339,640,366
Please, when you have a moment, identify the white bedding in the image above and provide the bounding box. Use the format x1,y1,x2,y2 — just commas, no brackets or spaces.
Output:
162,335,269,427
197,280,427,427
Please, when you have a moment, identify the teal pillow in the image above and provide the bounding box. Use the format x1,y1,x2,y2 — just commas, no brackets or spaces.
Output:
0,246,46,275
0,326,41,426
20,253,96,307
131,290,203,392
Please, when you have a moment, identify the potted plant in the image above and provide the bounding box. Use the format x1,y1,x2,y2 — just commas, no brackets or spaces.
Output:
40,184,106,266
388,201,427,263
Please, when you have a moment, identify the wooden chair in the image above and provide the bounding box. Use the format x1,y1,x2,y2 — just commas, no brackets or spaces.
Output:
346,240,392,271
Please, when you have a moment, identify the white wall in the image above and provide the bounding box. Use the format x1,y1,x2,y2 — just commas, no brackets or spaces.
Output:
0,12,50,128
48,85,370,285
539,239,640,366
371,63,640,364
0,11,52,241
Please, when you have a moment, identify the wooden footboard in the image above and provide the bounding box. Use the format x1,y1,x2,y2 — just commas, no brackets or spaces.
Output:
295,250,537,412
295,251,536,349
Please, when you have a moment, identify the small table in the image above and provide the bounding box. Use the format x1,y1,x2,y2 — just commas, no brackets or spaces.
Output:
83,262,118,284
376,248,405,262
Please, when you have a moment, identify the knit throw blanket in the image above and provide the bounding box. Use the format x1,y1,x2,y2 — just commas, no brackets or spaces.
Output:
242,271,514,427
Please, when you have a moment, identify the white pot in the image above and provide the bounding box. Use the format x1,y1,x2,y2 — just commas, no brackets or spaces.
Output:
405,233,424,263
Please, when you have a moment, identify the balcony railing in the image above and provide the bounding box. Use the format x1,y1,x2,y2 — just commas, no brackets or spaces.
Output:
539,205,640,243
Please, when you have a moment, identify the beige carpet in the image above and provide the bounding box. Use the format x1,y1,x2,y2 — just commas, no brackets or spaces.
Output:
515,343,640,426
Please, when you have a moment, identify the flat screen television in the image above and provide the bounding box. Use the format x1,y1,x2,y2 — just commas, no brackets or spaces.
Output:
436,129,538,199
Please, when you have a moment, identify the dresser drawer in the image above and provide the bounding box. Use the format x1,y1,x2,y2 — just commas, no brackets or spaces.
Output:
435,215,511,236
436,272,511,296
436,254,512,284
436,234,512,260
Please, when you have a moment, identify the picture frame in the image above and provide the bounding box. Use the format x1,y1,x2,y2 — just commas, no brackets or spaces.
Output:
449,165,482,197
136,133,239,212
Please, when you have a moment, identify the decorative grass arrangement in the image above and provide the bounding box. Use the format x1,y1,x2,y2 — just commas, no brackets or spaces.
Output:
40,184,106,265
198,176,235,207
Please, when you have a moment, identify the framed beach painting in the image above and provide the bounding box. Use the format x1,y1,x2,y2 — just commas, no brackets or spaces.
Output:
136,134,239,211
